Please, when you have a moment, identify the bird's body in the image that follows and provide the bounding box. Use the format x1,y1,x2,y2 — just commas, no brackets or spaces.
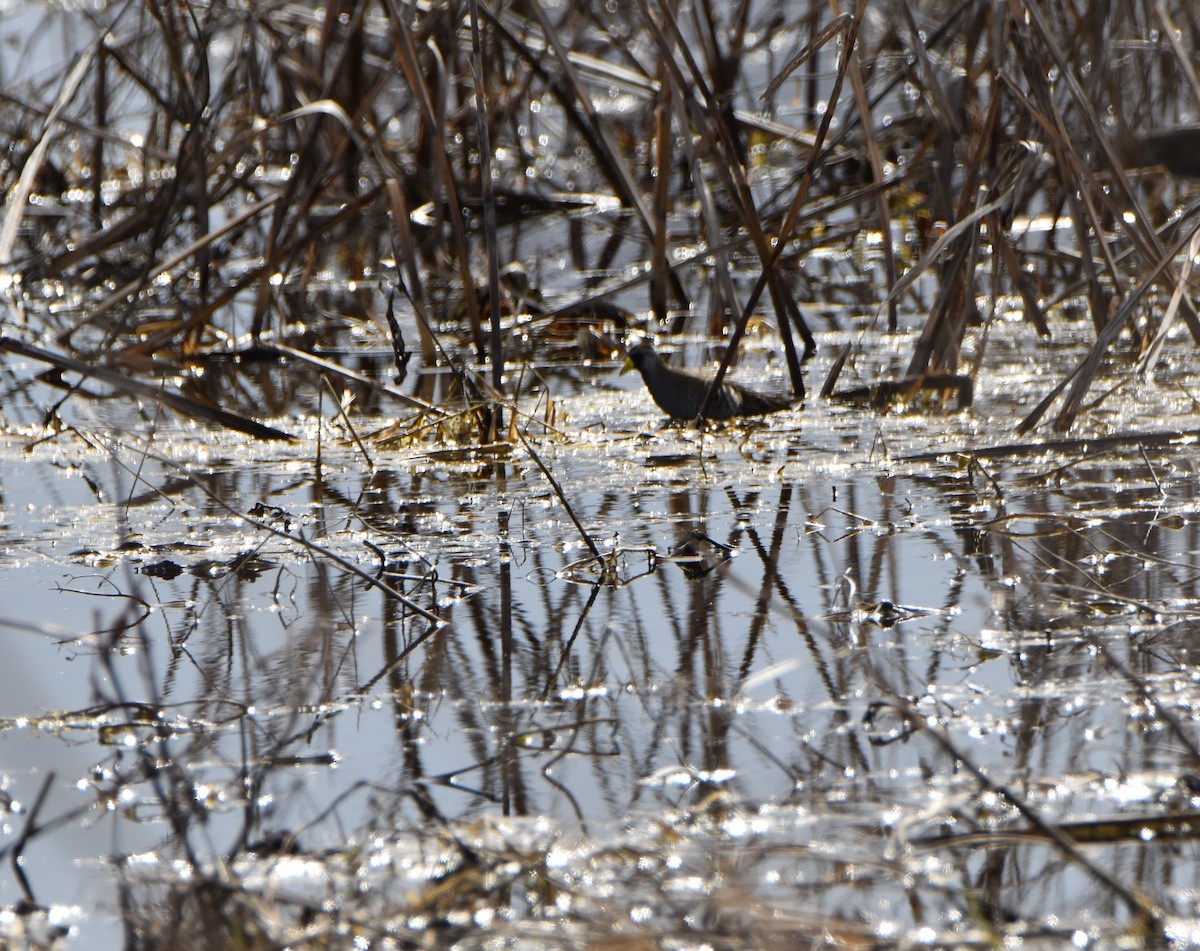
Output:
622,342,796,421
1125,125,1200,178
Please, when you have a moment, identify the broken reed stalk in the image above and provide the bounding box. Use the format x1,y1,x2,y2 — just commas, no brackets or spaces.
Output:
840,0,897,333
382,177,438,364
650,61,672,326
91,42,107,228
467,0,505,437
516,429,608,581
0,335,295,440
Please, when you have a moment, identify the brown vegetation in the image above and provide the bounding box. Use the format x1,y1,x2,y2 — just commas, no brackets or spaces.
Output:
1,1,1198,436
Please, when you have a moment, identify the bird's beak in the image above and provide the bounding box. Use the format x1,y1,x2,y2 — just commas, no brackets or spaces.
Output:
620,355,636,375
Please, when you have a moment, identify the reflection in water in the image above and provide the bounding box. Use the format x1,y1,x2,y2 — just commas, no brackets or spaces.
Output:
4,415,1200,944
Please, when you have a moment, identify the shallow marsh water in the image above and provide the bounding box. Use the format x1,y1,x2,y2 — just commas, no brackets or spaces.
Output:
5,0,1200,944
5,328,1200,947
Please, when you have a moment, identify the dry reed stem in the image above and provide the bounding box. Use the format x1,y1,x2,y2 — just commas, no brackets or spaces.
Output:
2,1,1200,433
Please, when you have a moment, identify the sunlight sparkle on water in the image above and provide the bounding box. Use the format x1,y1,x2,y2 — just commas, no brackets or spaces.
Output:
546,845,576,868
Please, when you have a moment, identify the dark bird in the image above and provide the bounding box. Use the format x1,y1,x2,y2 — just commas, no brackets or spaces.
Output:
1124,125,1200,178
622,341,796,421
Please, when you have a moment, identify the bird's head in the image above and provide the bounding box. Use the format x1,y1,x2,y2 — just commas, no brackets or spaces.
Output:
621,341,658,376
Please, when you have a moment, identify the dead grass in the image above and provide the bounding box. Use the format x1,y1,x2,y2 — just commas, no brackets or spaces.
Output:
2,1,1199,437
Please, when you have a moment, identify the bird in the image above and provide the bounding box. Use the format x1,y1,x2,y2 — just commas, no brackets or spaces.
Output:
621,341,796,421
1124,125,1200,178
